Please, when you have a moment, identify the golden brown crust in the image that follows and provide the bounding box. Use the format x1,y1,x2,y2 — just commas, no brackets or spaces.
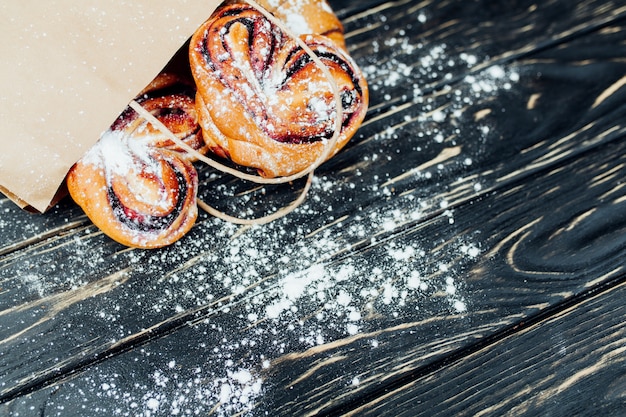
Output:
67,134,199,249
231,0,347,49
121,74,208,159
189,3,368,177
67,74,204,249
67,0,368,248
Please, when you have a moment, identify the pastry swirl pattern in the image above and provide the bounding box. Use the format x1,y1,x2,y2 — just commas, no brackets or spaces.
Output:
67,0,369,248
189,3,369,177
66,78,203,248
114,82,207,159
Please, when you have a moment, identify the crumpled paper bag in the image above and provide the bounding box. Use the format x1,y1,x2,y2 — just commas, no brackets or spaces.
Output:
0,0,221,212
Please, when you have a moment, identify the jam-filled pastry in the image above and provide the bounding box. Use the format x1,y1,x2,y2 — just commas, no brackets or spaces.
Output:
225,0,347,49
189,2,369,178
113,74,208,160
66,75,204,249
67,134,199,248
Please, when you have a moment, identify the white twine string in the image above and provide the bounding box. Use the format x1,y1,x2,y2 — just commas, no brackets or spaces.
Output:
129,0,344,225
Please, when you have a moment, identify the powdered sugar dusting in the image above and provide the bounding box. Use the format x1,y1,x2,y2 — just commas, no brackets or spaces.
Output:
0,4,523,416
34,171,483,415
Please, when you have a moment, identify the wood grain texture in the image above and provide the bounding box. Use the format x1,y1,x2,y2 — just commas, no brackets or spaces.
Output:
1,0,626,415
304,136,626,415
2,0,625,251
3,116,625,416
352,280,626,417
260,137,626,416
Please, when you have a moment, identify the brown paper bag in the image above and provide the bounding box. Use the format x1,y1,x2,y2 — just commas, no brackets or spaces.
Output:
0,0,222,213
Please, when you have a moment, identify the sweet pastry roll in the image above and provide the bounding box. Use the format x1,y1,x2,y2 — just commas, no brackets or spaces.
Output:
224,0,347,49
114,74,208,160
67,131,199,249
68,137,199,249
67,0,368,248
189,2,369,178
66,74,204,249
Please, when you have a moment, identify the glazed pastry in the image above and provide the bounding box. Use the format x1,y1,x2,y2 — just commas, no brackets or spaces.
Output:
67,0,368,248
67,75,204,249
189,2,369,178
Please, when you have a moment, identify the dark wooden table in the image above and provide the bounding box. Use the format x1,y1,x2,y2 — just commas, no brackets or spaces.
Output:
2,0,626,415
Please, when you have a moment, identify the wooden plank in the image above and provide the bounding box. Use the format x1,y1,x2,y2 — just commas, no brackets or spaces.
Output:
3,104,626,416
260,138,626,416
1,0,626,414
342,0,626,108
348,278,626,417
0,199,88,257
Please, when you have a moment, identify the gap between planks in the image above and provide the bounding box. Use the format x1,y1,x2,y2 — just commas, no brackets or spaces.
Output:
315,268,626,417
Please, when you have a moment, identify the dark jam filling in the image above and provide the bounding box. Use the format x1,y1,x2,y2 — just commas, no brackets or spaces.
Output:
151,108,203,146
107,163,189,233
203,8,363,145
153,107,186,118
274,49,363,145
273,89,358,144
112,84,196,132
284,51,364,98
204,14,279,76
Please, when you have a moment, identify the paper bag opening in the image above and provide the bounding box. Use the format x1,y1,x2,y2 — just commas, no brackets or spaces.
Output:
0,0,222,213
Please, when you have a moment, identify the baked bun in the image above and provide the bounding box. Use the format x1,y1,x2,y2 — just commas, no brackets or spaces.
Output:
67,75,204,248
189,2,369,177
67,0,368,248
224,0,347,49
116,76,207,159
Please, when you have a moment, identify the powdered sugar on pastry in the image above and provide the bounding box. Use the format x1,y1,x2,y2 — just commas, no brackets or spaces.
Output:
190,3,368,178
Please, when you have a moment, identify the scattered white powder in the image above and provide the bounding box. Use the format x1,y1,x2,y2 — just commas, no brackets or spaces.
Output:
20,274,50,298
145,398,160,412
284,13,312,35
0,5,524,416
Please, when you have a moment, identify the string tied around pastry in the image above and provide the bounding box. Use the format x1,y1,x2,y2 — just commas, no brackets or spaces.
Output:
128,0,345,226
